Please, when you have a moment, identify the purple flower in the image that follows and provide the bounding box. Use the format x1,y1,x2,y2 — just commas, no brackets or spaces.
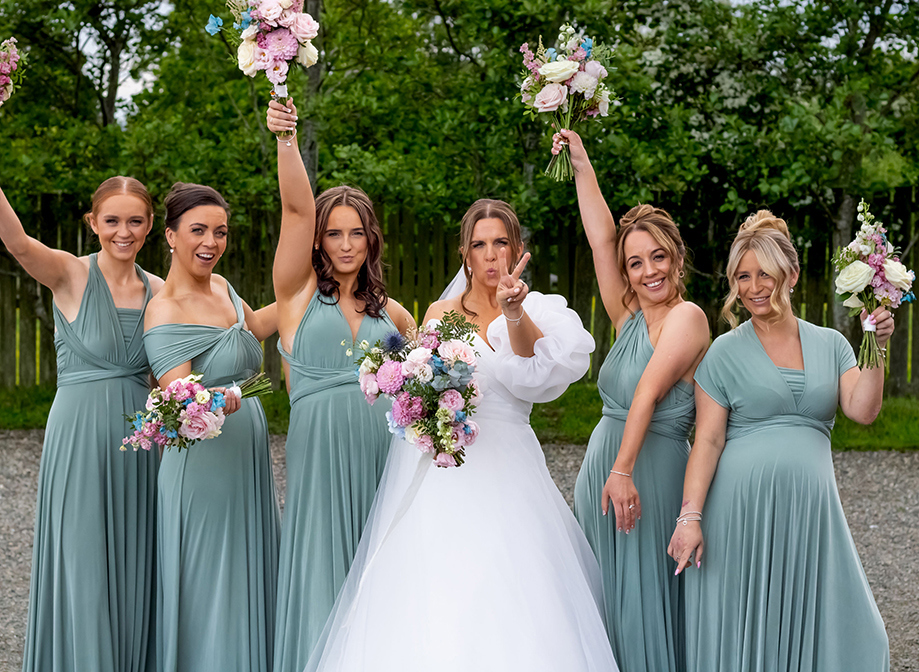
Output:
376,360,405,395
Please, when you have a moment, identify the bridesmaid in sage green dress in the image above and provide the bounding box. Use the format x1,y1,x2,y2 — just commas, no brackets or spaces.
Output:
669,212,891,672
266,101,415,671
142,183,279,672
1,177,163,672
554,131,710,672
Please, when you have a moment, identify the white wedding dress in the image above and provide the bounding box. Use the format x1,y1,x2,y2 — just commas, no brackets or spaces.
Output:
303,292,619,672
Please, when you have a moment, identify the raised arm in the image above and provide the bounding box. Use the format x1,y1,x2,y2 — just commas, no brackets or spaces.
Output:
839,306,893,424
267,99,317,302
0,184,84,293
553,129,633,326
668,386,729,574
496,249,543,357
601,302,710,532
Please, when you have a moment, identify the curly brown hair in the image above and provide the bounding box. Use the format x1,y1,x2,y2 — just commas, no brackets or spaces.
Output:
313,186,388,319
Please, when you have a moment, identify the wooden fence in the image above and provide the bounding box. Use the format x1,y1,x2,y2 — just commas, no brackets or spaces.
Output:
1,187,918,396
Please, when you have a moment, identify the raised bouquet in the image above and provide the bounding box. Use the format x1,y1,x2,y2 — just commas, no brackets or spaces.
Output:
833,199,915,368
353,312,481,468
519,23,615,181
207,0,320,139
121,372,272,452
0,37,26,107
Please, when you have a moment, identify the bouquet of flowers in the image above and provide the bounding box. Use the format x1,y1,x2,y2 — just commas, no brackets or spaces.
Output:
0,37,26,108
519,23,615,181
207,0,320,139
353,312,481,468
833,199,915,368
121,372,273,452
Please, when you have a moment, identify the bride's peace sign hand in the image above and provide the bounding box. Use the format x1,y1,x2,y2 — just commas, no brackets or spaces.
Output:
496,248,531,317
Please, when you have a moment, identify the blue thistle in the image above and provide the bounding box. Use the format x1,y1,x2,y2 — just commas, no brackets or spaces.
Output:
382,331,406,354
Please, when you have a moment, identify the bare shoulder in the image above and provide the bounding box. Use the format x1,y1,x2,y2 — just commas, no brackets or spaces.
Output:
666,301,709,333
145,272,166,295
384,298,416,333
423,298,462,324
143,291,183,330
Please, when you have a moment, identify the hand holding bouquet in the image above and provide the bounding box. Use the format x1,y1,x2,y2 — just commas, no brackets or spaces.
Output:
354,312,481,468
121,372,273,452
0,37,27,108
833,199,915,368
519,23,615,181
208,0,320,140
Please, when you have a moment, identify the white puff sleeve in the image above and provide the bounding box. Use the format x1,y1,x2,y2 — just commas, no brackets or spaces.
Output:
486,292,594,404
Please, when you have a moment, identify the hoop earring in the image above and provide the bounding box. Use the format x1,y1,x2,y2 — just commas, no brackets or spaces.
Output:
679,270,685,278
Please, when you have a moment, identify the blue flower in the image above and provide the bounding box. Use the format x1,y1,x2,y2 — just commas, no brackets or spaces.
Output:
903,291,916,304
431,355,445,374
183,398,193,406
382,331,406,354
581,38,593,57
546,47,557,60
454,410,466,423
385,411,406,439
205,14,223,36
463,422,472,434
211,391,226,410
234,10,252,30
166,429,178,439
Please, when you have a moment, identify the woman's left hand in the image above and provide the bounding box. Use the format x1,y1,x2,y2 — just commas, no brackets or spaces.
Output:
496,248,531,319
212,387,241,415
863,306,895,349
267,98,298,136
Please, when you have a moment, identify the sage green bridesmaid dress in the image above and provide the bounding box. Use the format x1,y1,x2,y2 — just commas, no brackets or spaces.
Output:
22,254,158,672
272,290,396,672
574,310,694,672
688,319,889,672
143,281,280,672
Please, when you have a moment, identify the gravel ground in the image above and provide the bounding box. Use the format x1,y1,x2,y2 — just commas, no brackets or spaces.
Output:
1,430,917,671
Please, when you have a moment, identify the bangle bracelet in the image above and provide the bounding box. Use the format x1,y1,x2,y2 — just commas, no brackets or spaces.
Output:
677,510,702,520
678,516,702,526
610,470,631,478
505,312,524,326
276,133,296,146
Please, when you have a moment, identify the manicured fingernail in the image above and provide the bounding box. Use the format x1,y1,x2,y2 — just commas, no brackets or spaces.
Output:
292,116,298,120
514,287,520,293
284,108,291,113
602,510,606,516
697,561,701,568
674,569,679,576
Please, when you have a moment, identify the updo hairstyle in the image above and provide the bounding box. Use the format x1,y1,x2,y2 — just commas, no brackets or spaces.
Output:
616,204,687,311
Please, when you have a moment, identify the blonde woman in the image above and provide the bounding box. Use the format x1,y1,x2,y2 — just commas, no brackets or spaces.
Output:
669,212,891,671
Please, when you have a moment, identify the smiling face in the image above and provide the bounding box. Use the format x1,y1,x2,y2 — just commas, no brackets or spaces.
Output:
465,218,515,290
88,194,153,261
320,205,369,276
734,249,797,322
165,205,228,278
622,229,680,305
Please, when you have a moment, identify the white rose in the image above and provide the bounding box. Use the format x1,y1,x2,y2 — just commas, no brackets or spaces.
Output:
835,260,875,294
359,358,377,375
237,38,259,77
538,59,579,82
884,259,913,291
296,41,319,67
240,25,258,41
414,364,433,383
842,294,864,309
860,244,872,256
195,390,211,405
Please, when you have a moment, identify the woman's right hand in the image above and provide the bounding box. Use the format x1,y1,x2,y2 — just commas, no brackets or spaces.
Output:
551,128,591,173
601,471,641,533
267,99,298,136
212,387,241,415
668,521,704,575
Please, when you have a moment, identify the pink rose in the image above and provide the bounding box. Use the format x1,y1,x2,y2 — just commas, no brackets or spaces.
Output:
533,83,567,113
585,61,608,80
179,409,224,441
434,452,457,468
401,347,432,378
419,330,439,349
438,389,464,412
450,423,467,447
259,0,284,24
359,373,379,404
287,13,320,41
465,420,480,444
438,339,476,366
415,434,435,454
376,360,405,395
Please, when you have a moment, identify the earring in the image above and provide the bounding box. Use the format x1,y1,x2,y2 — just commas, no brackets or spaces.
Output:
790,287,795,294
169,248,174,254
466,265,472,273
679,270,685,278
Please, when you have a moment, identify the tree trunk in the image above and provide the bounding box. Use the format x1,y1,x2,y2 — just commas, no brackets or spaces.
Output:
300,0,323,190
832,191,857,344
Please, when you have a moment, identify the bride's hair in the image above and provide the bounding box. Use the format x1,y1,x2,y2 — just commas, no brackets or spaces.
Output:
616,204,687,312
313,185,388,319
458,199,525,318
722,210,799,328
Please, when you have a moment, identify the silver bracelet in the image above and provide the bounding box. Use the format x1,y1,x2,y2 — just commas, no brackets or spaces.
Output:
505,312,524,326
676,510,702,520
610,469,631,478
276,132,297,146
678,516,702,526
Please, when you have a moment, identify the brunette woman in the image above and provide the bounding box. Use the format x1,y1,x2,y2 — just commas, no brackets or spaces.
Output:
266,101,415,671
142,183,279,672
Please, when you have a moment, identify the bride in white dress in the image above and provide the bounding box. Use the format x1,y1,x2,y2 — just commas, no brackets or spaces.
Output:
304,199,619,672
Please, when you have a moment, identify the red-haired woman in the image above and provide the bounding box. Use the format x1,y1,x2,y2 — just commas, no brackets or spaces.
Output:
266,101,415,672
1,178,162,672
557,129,710,672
